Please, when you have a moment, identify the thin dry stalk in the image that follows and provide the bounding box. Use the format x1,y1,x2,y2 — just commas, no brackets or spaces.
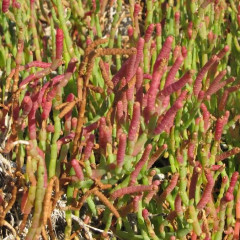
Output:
72,87,87,158
73,45,137,158
59,100,79,119
85,38,109,56
0,185,17,226
99,59,114,89
19,214,28,233
5,69,16,95
43,176,60,225
93,189,120,218
55,101,69,110
2,220,20,240
0,103,9,110
96,48,136,57
41,226,48,240
79,38,109,77
73,187,98,211
119,202,133,217
71,214,94,240
47,218,57,240
93,177,112,190
87,84,105,94
52,190,64,210
70,229,81,239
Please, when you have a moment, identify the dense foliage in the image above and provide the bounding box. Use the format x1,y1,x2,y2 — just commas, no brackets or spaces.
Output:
1,0,240,239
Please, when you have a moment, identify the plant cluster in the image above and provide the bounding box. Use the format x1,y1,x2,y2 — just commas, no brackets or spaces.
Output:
1,0,240,239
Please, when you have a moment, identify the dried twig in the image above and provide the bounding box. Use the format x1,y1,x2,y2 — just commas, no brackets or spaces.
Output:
2,219,20,240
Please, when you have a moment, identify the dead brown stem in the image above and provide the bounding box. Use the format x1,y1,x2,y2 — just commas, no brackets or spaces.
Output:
55,101,69,110
19,214,28,233
93,189,120,218
87,84,105,94
119,202,134,217
3,220,20,240
0,185,17,226
59,100,79,119
43,176,60,225
96,48,136,57
47,218,57,240
73,45,136,159
41,226,48,240
99,59,114,90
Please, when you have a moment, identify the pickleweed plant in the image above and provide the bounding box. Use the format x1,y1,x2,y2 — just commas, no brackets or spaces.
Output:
1,0,240,239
